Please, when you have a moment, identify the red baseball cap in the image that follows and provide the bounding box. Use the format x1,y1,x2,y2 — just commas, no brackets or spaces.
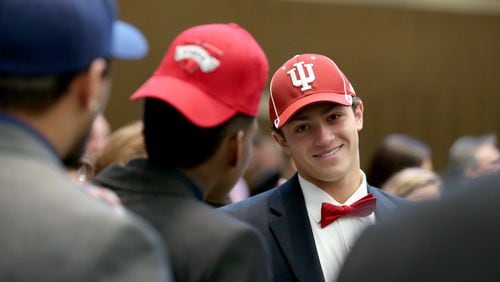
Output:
269,54,356,129
131,23,269,127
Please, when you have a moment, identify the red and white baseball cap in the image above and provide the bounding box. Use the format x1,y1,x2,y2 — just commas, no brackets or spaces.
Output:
269,54,356,129
131,23,269,127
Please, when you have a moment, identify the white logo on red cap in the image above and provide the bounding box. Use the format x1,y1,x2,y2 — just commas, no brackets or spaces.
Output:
287,61,315,92
175,45,220,73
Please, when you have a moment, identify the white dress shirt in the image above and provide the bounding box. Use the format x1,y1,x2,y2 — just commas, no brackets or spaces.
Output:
299,171,375,282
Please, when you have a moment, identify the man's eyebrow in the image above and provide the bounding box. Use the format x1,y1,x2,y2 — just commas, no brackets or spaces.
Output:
289,114,309,122
321,104,343,114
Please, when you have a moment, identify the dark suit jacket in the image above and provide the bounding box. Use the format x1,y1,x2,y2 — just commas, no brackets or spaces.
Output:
220,173,407,282
0,117,170,281
338,172,500,282
94,159,272,282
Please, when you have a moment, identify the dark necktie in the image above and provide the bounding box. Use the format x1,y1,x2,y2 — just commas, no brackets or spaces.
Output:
320,193,377,228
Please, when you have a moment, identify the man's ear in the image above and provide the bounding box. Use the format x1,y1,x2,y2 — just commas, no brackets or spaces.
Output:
79,59,108,114
272,130,291,156
228,130,244,167
355,102,364,131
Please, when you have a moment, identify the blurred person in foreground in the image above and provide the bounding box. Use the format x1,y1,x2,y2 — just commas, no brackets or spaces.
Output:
94,23,272,282
382,167,442,202
0,0,172,281
221,54,407,282
338,171,500,282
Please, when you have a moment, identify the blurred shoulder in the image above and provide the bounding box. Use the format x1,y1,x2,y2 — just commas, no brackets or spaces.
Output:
219,187,277,215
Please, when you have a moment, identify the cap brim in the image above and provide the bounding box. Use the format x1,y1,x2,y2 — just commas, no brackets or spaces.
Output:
276,92,353,129
131,75,237,127
112,20,149,60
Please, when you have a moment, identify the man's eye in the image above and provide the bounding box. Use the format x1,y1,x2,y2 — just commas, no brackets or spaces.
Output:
295,125,308,132
327,114,341,121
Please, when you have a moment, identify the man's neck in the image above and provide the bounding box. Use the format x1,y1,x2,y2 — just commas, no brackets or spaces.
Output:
303,170,363,204
181,164,218,200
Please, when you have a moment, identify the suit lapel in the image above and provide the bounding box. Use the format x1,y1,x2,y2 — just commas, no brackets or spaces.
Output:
268,174,324,282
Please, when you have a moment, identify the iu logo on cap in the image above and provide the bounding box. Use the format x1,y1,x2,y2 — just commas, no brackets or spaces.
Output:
287,61,315,92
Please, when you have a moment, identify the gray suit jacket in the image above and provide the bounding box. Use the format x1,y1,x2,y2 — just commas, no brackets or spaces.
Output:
0,117,171,282
220,173,408,282
94,158,273,282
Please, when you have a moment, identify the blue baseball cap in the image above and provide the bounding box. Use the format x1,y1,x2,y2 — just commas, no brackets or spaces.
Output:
0,0,148,75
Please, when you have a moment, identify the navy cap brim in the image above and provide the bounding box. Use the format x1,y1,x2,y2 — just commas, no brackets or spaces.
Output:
112,20,149,60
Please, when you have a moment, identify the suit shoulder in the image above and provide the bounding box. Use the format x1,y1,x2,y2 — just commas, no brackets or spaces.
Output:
0,159,169,281
199,202,261,234
203,205,272,282
219,188,276,216
165,202,266,261
369,185,410,207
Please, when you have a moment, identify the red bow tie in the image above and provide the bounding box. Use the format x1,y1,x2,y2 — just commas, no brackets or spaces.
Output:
320,194,377,228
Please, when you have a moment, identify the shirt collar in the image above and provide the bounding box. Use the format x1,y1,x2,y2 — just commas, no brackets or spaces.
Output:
299,171,369,224
174,168,204,201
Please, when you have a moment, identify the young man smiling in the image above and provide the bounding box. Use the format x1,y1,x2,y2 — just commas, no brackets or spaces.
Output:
221,54,407,282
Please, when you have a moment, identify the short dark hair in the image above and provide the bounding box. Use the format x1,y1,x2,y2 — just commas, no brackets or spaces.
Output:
143,98,254,168
0,61,111,114
0,73,79,113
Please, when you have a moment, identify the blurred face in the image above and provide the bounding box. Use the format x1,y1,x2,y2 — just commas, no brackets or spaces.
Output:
245,135,285,183
274,102,363,188
64,61,112,168
207,119,258,202
63,123,92,168
474,143,500,176
84,114,110,164
406,183,441,202
236,119,259,179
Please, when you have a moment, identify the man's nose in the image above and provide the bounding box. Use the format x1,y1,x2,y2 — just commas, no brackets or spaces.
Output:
314,123,334,146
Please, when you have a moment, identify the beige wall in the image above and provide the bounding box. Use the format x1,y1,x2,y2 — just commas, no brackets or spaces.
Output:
107,0,500,171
